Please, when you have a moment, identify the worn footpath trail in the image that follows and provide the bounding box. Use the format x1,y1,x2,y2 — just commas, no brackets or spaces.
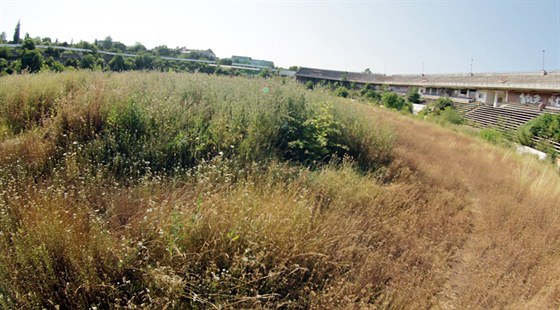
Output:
361,105,560,308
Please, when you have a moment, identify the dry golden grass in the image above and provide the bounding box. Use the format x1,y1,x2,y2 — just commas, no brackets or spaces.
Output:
1,72,559,308
363,106,560,309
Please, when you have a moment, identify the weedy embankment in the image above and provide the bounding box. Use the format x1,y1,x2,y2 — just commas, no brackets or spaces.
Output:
0,72,558,309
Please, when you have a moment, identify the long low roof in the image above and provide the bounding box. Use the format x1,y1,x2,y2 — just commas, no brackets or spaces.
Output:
296,67,560,92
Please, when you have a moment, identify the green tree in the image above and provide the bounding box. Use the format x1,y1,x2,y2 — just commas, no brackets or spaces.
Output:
0,47,9,59
134,54,154,70
64,57,79,68
44,46,60,58
0,32,6,43
22,37,35,50
128,42,147,53
80,54,97,69
20,49,43,73
75,40,96,50
217,58,233,66
109,54,126,71
407,87,421,103
153,45,171,57
45,56,65,72
101,36,113,50
363,68,372,75
12,20,21,44
112,42,127,53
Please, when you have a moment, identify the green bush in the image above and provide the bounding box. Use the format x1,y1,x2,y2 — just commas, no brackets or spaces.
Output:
305,80,314,90
0,58,8,73
20,49,44,73
439,106,464,125
433,97,454,111
418,97,457,120
80,54,98,70
381,92,411,113
536,140,557,163
406,87,421,103
279,100,347,165
360,84,381,102
516,125,534,147
109,55,126,72
479,128,509,146
335,86,349,98
520,113,560,142
517,113,560,158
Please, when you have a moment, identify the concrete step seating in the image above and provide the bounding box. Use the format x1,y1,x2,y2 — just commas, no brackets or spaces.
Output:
465,105,541,132
544,107,560,115
500,103,542,113
502,103,560,115
464,105,560,153
452,102,480,115
532,136,560,154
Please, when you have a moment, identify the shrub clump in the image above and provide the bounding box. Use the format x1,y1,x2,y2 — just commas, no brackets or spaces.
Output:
439,106,464,125
418,97,463,125
381,92,412,113
406,87,421,103
335,86,349,98
360,84,381,102
517,113,560,160
479,127,509,146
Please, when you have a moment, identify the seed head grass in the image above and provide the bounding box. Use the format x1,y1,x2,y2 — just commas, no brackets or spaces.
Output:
0,71,559,308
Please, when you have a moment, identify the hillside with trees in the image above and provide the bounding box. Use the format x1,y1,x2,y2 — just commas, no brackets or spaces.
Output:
0,22,246,76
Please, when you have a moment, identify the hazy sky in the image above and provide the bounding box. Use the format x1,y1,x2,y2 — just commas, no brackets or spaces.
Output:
1,0,559,74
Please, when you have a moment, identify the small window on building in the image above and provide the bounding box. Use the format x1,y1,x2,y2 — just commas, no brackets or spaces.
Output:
478,93,484,99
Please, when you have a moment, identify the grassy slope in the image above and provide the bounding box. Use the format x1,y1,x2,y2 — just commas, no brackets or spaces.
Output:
0,72,559,308
382,108,560,308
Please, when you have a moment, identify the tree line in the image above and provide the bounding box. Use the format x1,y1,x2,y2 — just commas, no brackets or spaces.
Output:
0,21,274,76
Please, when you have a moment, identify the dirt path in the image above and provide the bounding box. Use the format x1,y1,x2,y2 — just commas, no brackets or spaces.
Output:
370,108,560,308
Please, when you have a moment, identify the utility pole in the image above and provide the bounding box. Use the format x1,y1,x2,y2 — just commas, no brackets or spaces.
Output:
470,58,473,76
542,49,546,75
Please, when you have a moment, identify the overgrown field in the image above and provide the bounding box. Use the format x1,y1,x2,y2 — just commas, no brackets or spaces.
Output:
0,72,559,309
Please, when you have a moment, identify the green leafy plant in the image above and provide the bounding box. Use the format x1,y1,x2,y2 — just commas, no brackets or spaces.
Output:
381,92,411,113
406,87,421,103
336,86,349,98
439,106,464,125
